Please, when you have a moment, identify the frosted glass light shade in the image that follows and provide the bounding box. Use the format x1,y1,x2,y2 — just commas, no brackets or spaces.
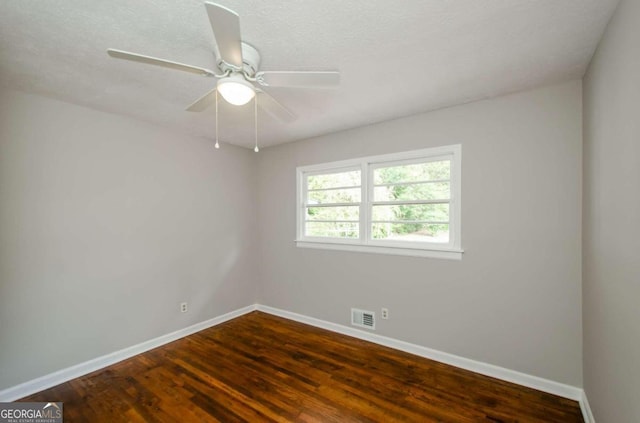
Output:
217,75,255,106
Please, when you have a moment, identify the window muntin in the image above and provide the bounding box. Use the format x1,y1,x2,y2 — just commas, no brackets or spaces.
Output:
296,145,462,259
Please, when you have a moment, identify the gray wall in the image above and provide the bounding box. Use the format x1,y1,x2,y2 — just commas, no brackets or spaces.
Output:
1,80,586,392
257,81,583,386
583,0,640,420
0,90,258,390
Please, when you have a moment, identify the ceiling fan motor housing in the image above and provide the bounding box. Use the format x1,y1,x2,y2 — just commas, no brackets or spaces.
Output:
217,42,261,76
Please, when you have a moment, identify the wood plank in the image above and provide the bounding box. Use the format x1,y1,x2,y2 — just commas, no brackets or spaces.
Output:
20,311,584,422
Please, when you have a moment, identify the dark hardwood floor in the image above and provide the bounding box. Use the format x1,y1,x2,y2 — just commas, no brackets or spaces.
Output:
21,311,583,422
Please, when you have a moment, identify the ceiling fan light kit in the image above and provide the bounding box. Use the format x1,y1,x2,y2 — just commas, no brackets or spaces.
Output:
106,1,340,150
217,74,255,106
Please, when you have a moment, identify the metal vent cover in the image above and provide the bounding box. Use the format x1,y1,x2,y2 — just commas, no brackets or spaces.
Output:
351,308,375,330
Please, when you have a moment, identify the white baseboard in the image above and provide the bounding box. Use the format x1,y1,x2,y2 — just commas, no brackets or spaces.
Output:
580,390,596,423
0,305,257,402
0,302,593,423
257,305,584,401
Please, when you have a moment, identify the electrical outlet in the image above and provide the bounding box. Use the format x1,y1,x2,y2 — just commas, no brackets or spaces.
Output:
180,302,188,313
381,308,389,319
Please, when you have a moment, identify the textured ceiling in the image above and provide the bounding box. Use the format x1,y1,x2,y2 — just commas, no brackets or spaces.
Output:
0,0,618,149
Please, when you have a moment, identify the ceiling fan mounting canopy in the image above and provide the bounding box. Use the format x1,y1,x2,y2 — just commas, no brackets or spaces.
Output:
106,2,340,122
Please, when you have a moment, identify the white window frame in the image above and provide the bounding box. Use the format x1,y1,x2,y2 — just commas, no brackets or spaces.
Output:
296,145,463,260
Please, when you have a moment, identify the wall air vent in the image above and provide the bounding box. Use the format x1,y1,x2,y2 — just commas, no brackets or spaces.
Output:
351,308,375,330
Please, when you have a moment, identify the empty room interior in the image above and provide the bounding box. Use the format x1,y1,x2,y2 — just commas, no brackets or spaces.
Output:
0,0,638,422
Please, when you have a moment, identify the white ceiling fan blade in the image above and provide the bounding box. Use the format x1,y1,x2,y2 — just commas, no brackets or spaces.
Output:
257,71,340,88
107,49,215,76
257,90,296,123
186,88,217,112
205,2,243,69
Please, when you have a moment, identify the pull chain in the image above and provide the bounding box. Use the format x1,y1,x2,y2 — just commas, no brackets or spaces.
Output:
254,94,259,153
214,90,220,149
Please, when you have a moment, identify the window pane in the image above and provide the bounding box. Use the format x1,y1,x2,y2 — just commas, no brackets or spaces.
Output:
373,160,450,185
306,222,359,238
308,187,361,204
372,223,449,243
306,206,359,221
307,170,361,190
373,182,450,202
372,203,449,222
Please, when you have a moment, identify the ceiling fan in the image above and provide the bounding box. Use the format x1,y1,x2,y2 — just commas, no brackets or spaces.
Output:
107,2,340,123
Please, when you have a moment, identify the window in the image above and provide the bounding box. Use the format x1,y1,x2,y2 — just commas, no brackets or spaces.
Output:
305,168,361,239
296,145,462,259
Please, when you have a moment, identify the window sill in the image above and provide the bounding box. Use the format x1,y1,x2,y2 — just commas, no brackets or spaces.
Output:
295,240,463,260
